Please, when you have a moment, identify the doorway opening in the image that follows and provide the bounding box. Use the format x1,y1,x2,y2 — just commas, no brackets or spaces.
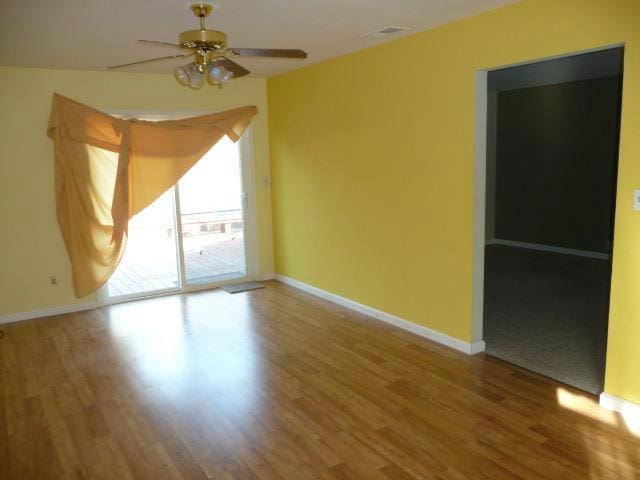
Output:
474,46,624,395
102,116,256,305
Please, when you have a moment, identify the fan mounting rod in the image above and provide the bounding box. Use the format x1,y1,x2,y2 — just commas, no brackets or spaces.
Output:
190,3,213,29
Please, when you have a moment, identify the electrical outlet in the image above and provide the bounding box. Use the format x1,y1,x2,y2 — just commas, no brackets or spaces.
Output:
49,276,57,285
634,189,640,211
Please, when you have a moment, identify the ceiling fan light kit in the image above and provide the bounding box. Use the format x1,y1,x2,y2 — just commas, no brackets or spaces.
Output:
107,3,308,89
173,61,233,89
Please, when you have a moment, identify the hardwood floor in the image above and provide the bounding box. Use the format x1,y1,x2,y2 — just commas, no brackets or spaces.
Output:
1,281,639,479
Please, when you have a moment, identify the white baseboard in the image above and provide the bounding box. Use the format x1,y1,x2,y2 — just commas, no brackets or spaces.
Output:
259,273,276,281
486,238,610,260
0,301,98,326
600,392,640,417
600,393,640,435
274,274,485,355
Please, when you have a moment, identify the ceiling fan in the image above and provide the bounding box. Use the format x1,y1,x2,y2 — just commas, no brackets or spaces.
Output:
107,3,308,88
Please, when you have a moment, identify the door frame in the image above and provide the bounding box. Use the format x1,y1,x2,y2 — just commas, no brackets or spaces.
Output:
98,109,259,307
471,43,625,347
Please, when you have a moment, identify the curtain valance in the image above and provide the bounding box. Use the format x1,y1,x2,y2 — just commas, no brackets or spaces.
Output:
47,93,257,298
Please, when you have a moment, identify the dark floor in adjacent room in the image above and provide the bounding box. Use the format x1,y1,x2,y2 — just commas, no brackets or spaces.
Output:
484,244,610,395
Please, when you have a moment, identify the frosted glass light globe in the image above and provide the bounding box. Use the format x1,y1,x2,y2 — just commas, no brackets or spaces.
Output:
174,67,190,86
189,71,204,89
187,64,204,89
208,66,224,83
221,70,234,84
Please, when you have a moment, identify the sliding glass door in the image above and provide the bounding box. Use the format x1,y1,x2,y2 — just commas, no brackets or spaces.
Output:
179,137,247,285
107,190,180,299
103,133,252,304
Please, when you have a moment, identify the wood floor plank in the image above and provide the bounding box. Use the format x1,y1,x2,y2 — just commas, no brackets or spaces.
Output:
1,281,639,479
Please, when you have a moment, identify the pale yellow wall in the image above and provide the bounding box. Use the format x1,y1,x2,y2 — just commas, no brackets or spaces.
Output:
268,0,640,403
0,66,273,316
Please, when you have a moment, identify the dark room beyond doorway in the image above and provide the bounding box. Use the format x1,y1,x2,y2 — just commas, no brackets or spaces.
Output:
483,47,624,395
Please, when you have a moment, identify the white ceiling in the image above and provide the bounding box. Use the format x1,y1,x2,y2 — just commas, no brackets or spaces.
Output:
0,0,519,78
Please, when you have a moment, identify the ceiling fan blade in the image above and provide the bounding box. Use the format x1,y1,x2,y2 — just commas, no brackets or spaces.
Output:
227,48,308,59
137,39,186,50
213,57,251,78
107,53,193,70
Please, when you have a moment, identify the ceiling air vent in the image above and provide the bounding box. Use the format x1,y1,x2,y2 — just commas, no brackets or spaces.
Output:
361,26,411,40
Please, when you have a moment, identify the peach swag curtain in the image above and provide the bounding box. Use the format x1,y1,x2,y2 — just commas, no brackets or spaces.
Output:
47,94,257,298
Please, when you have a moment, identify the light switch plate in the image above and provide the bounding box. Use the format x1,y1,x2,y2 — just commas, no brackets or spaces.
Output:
634,189,640,211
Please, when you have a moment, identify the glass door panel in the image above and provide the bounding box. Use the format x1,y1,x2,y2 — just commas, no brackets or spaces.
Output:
106,190,180,298
178,137,247,286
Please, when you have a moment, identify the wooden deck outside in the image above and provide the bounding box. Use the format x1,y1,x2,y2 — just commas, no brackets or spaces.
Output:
108,233,246,297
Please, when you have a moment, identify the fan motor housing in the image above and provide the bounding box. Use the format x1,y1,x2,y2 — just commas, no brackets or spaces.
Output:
179,29,227,49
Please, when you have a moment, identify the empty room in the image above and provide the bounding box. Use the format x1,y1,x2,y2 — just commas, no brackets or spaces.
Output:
1,1,639,479
483,48,623,395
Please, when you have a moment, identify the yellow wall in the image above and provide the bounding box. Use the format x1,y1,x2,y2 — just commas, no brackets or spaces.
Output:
268,0,640,403
0,66,273,316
